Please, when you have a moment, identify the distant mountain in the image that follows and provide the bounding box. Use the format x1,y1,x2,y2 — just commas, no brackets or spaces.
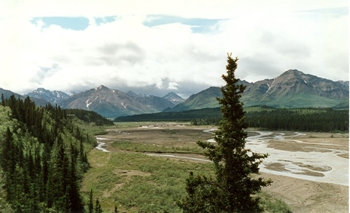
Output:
162,92,184,105
167,70,349,111
60,85,175,118
0,88,21,99
166,87,221,112
26,88,70,105
242,69,349,108
1,87,48,106
127,91,178,109
132,94,175,111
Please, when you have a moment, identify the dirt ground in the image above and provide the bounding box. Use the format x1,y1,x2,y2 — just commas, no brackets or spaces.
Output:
99,123,348,213
262,173,348,213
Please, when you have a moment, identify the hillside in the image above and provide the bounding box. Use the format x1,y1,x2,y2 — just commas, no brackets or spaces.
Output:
0,96,94,212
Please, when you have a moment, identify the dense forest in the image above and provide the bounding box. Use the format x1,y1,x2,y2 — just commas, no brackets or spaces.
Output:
115,107,348,132
0,95,96,212
246,108,348,132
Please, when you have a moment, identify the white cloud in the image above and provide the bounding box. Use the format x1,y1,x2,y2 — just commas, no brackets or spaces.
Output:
0,0,348,96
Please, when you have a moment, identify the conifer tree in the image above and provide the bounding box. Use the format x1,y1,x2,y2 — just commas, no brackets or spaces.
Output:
88,189,94,213
95,198,102,213
180,54,271,212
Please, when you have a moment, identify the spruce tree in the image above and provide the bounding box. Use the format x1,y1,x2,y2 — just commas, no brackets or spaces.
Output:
180,54,271,212
88,189,94,213
95,198,102,213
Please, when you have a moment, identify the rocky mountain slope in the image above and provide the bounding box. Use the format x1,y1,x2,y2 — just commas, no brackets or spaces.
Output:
162,92,185,105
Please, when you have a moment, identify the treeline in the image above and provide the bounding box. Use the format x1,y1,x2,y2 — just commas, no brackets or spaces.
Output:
115,107,221,122
0,95,95,212
66,109,114,126
115,106,348,132
246,108,348,132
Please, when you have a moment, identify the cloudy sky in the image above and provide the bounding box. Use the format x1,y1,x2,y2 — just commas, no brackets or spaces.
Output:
0,0,348,97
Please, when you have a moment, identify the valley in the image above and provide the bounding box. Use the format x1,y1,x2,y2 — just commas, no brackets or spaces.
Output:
84,122,348,212
1,3,348,212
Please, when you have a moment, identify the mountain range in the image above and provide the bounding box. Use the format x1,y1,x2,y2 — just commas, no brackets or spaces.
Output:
169,70,349,111
1,69,348,118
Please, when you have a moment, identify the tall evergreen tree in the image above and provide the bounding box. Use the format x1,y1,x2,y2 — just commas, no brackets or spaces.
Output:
180,54,271,212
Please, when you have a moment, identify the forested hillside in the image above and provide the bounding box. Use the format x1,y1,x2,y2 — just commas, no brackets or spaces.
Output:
66,109,114,126
0,95,96,212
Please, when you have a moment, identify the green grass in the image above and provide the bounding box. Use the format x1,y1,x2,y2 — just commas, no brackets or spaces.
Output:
258,192,292,213
81,150,214,212
114,122,163,128
111,141,204,154
75,121,113,136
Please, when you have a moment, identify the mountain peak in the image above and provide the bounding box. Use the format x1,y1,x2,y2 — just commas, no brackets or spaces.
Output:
95,85,109,91
162,92,184,105
163,92,179,97
282,69,304,76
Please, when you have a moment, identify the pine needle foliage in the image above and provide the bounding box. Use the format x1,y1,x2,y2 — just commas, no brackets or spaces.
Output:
180,54,271,213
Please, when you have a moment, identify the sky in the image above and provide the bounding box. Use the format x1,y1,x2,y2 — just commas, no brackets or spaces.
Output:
0,0,348,97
